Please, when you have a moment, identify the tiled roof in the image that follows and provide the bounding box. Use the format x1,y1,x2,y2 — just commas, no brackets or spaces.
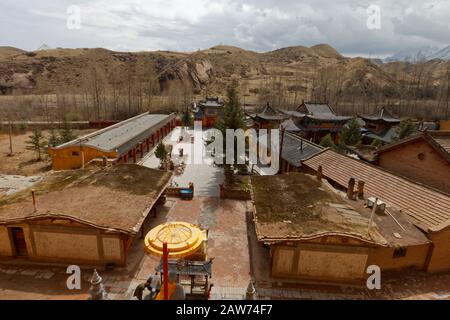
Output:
362,127,398,144
429,131,450,154
198,97,224,108
360,107,400,123
282,132,323,167
303,150,450,232
281,119,302,132
303,103,334,115
53,113,175,155
254,103,288,121
295,102,352,122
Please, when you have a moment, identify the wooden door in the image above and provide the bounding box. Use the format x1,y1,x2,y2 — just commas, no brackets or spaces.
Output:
10,227,28,257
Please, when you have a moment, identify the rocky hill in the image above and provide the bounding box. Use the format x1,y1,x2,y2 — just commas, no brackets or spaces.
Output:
0,44,449,118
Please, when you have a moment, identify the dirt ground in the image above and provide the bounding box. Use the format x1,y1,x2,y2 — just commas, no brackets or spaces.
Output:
0,130,92,176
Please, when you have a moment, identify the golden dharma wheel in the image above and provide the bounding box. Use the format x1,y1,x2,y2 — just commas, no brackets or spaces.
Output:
144,222,207,259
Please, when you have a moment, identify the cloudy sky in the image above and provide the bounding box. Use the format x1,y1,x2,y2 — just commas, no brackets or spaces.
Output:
0,0,449,57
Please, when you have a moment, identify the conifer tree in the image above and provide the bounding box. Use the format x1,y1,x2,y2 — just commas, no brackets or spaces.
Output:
340,118,362,146
59,117,76,143
155,142,168,165
48,127,61,147
320,134,336,149
393,119,416,141
216,80,245,135
26,129,47,161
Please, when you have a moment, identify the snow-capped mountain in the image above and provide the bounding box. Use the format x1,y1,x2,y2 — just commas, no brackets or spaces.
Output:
36,43,53,51
385,45,450,62
428,45,450,60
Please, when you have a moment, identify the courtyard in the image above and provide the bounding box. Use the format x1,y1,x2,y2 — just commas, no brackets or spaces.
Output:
0,126,449,300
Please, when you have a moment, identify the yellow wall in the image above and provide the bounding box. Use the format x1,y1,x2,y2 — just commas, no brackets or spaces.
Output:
0,226,12,256
427,229,450,272
440,120,450,130
378,139,450,193
33,231,99,261
369,244,430,271
270,238,436,284
271,242,371,283
0,221,126,266
49,146,117,171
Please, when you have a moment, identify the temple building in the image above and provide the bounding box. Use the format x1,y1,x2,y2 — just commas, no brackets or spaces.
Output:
251,173,430,284
0,165,172,267
302,149,450,273
283,102,352,143
248,103,288,129
376,131,450,193
193,97,224,127
49,113,176,170
360,107,401,145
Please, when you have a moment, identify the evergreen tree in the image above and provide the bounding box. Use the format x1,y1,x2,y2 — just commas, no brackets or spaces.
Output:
155,142,168,165
215,81,246,168
59,117,76,143
340,118,362,146
48,127,61,147
393,119,416,141
320,134,336,149
181,109,193,128
26,129,47,161
216,81,245,134
371,138,383,148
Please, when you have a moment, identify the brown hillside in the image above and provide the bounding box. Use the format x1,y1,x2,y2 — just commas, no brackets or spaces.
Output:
0,44,449,119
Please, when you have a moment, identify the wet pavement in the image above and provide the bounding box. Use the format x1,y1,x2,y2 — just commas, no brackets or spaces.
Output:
141,127,224,197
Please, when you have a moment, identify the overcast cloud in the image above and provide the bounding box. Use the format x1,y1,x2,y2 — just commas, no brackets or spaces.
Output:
0,0,449,57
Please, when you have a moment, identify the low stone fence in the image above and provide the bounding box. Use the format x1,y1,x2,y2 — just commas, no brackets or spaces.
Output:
219,184,251,201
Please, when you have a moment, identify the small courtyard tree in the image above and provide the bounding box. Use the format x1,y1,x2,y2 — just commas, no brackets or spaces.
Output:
155,142,168,167
340,118,362,146
59,117,76,144
393,119,416,141
181,109,193,129
26,129,47,161
320,134,336,149
371,138,383,148
216,80,246,135
215,80,246,172
48,127,61,147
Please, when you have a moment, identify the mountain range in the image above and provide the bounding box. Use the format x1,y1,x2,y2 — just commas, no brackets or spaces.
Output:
385,45,450,62
0,43,449,120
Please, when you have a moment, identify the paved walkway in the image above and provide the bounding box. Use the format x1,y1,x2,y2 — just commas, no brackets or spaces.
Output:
141,127,224,197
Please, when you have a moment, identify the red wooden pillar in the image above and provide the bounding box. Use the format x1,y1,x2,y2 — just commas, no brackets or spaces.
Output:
146,139,150,152
163,242,169,300
132,148,137,163
140,143,144,158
